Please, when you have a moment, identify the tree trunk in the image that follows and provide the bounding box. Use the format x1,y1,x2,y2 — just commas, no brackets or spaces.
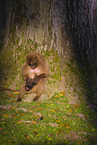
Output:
0,0,97,105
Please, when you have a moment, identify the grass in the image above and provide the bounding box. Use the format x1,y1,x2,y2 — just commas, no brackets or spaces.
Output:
0,91,97,145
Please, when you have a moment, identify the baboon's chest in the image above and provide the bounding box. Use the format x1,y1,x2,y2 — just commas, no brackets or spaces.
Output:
29,68,41,79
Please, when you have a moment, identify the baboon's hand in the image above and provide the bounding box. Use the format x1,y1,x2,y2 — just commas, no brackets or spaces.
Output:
33,73,47,84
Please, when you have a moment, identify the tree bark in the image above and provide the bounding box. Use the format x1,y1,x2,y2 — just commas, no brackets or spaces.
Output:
1,0,97,105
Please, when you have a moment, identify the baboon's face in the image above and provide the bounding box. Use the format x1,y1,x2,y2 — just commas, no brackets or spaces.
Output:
27,54,40,69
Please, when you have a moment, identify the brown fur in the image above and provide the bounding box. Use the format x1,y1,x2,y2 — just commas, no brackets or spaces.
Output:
25,73,48,91
17,52,49,102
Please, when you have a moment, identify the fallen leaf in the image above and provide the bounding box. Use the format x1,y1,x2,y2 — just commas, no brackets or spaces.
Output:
55,108,59,111
9,140,15,143
69,109,72,112
14,92,19,94
36,104,40,107
33,131,38,134
58,129,64,134
60,124,65,127
92,128,95,132
48,138,52,140
60,91,65,95
59,94,63,96
32,121,36,124
28,109,32,111
10,94,15,98
7,100,12,102
54,95,59,97
11,107,15,110
36,134,40,136
50,110,55,112
66,126,71,129
20,113,25,115
61,77,63,80
17,121,21,124
24,134,30,139
56,120,60,123
74,104,79,109
37,108,42,111
49,134,53,136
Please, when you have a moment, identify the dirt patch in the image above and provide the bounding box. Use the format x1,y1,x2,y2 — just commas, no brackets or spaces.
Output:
64,131,82,142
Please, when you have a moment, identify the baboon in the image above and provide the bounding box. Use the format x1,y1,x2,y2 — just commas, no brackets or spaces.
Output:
17,52,49,102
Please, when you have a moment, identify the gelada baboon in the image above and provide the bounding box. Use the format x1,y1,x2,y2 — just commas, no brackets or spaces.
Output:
17,52,49,102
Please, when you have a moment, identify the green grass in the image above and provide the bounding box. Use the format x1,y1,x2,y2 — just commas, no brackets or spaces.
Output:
0,91,97,145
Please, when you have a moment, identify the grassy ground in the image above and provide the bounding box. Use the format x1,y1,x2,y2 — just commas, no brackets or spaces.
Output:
0,91,97,145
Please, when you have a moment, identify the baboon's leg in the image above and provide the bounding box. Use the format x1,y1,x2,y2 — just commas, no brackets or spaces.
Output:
33,95,41,101
17,82,26,102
